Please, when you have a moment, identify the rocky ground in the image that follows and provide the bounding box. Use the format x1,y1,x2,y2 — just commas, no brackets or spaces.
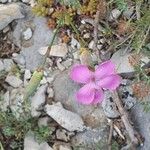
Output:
0,0,150,150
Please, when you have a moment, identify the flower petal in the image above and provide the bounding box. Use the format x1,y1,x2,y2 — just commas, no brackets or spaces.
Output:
70,64,93,83
76,83,95,104
92,89,104,104
97,75,121,90
95,60,116,80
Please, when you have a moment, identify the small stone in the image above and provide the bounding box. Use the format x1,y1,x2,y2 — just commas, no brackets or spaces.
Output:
3,59,14,72
3,26,10,33
71,37,80,49
50,43,68,57
111,49,134,73
24,69,31,80
62,59,72,68
88,40,94,49
0,91,10,111
5,75,23,88
73,51,79,60
47,77,54,84
102,91,120,118
31,84,47,117
45,102,85,132
123,6,134,19
57,59,65,71
83,33,90,39
59,145,72,150
56,129,71,142
0,3,24,30
21,0,30,3
38,117,50,127
13,54,26,66
40,77,47,85
47,87,54,98
0,60,4,71
24,131,53,150
38,46,48,55
109,9,121,21
0,0,7,3
23,28,33,40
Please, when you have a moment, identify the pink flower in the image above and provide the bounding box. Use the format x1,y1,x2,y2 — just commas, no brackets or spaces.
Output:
70,60,121,105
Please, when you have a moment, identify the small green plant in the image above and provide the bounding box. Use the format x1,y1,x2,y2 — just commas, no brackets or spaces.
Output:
114,0,128,11
0,110,53,149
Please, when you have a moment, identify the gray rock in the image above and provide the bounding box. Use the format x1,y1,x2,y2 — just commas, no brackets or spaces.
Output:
10,88,24,118
102,91,120,118
123,6,134,19
24,69,31,80
71,127,108,150
5,75,23,88
109,9,121,21
0,60,4,71
0,91,10,111
0,0,7,4
13,53,26,66
62,59,72,68
47,87,54,98
3,59,15,72
0,3,25,30
130,98,150,150
24,131,53,150
57,59,65,71
31,84,47,117
45,102,85,132
50,43,68,57
38,116,50,127
13,12,54,70
22,0,30,3
56,129,73,142
23,28,33,40
53,71,107,128
38,46,48,55
59,145,72,150
70,36,80,49
111,49,134,73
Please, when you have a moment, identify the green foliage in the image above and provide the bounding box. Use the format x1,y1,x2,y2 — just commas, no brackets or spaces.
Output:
132,10,150,53
34,125,52,143
59,0,81,9
114,0,128,11
0,110,52,148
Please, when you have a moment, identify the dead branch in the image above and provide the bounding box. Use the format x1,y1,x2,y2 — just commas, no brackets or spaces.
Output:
108,119,113,150
112,90,139,147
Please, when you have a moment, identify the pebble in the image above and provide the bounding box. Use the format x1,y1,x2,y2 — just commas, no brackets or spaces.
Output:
0,91,10,112
50,43,68,57
24,69,31,80
3,59,15,72
83,33,90,39
38,46,48,55
21,0,30,3
47,87,54,98
3,26,10,33
88,40,94,49
31,84,48,117
62,59,72,68
57,59,65,71
23,28,33,41
56,129,72,142
70,37,80,49
73,51,79,60
5,75,23,88
40,77,47,85
59,145,72,150
38,117,50,127
0,0,7,3
109,9,121,21
0,60,4,72
45,102,85,132
47,77,54,84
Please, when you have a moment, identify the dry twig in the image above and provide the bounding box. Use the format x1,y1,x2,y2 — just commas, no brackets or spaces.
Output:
112,90,139,147
108,120,113,150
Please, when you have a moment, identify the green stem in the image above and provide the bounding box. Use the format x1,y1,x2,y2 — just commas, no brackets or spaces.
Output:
70,22,86,47
40,25,60,68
